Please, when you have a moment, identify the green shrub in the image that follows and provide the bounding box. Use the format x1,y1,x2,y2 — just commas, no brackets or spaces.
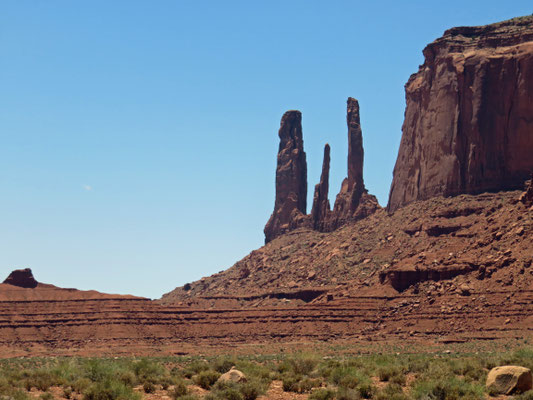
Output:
309,388,335,400
170,379,188,398
282,375,301,392
239,381,261,400
336,387,360,400
213,358,236,374
143,381,156,393
39,393,54,400
72,377,92,393
193,370,220,390
63,387,73,399
330,366,369,389
412,376,484,400
183,361,210,379
83,379,141,400
515,390,533,400
132,359,165,384
357,382,376,399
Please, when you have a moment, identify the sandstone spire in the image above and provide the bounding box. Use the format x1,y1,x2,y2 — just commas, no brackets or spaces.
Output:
311,144,331,230
332,98,367,220
264,110,308,243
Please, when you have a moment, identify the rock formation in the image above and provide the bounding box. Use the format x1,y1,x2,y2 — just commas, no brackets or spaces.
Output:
264,111,308,243
264,98,380,242
3,268,38,288
519,173,533,206
332,98,365,217
310,144,331,231
388,16,533,212
328,98,379,230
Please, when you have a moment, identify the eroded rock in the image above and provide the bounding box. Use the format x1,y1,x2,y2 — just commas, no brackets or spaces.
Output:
486,366,532,395
264,110,308,243
388,16,533,212
3,268,38,288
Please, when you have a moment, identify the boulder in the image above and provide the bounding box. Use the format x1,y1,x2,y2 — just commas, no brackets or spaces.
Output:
388,16,533,212
486,366,532,395
217,367,247,384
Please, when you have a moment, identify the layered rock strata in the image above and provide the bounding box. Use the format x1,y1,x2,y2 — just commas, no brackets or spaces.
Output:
388,16,533,212
264,111,308,243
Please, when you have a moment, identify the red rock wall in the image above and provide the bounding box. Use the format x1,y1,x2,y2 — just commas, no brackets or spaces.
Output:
388,16,533,212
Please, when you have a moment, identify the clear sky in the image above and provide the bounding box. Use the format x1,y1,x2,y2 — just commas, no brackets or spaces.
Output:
1,1,531,299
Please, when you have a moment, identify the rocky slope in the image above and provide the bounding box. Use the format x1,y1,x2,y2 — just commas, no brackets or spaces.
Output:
0,189,531,357
162,189,532,309
388,15,533,212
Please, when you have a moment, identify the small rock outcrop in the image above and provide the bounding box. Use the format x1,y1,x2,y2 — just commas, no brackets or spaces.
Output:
486,366,532,395
217,367,247,384
519,173,533,206
264,111,308,243
3,268,38,288
310,144,331,231
388,16,533,212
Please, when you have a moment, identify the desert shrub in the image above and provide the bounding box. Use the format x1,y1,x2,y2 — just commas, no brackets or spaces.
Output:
117,371,136,387
374,383,408,400
3,389,31,400
336,387,360,400
412,376,485,400
377,365,404,382
330,365,370,390
170,379,188,399
63,386,73,399
193,370,220,390
213,357,236,373
282,375,301,392
515,390,533,400
357,382,376,399
83,379,141,400
183,361,210,379
309,388,335,400
27,369,57,391
172,396,199,400
131,359,165,384
286,354,319,376
143,381,155,393
239,381,261,400
84,360,118,383
208,387,243,400
39,393,54,400
72,377,92,393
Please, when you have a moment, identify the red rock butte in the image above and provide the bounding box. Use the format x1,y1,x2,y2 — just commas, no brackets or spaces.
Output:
388,16,533,212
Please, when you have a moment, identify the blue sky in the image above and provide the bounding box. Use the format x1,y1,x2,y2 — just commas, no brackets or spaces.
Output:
1,1,531,299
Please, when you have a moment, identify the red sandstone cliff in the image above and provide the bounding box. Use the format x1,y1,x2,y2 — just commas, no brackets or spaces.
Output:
388,16,533,212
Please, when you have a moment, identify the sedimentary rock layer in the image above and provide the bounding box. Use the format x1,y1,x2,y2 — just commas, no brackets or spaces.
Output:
388,16,533,212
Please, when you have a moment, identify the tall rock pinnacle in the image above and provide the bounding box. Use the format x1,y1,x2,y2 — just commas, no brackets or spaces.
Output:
331,98,377,227
311,144,331,230
346,97,364,192
264,110,308,243
388,16,533,212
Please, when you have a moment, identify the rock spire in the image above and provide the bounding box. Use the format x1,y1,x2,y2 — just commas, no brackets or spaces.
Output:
264,110,308,243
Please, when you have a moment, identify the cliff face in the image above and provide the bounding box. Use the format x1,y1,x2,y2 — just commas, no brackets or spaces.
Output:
264,111,308,243
388,16,533,212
